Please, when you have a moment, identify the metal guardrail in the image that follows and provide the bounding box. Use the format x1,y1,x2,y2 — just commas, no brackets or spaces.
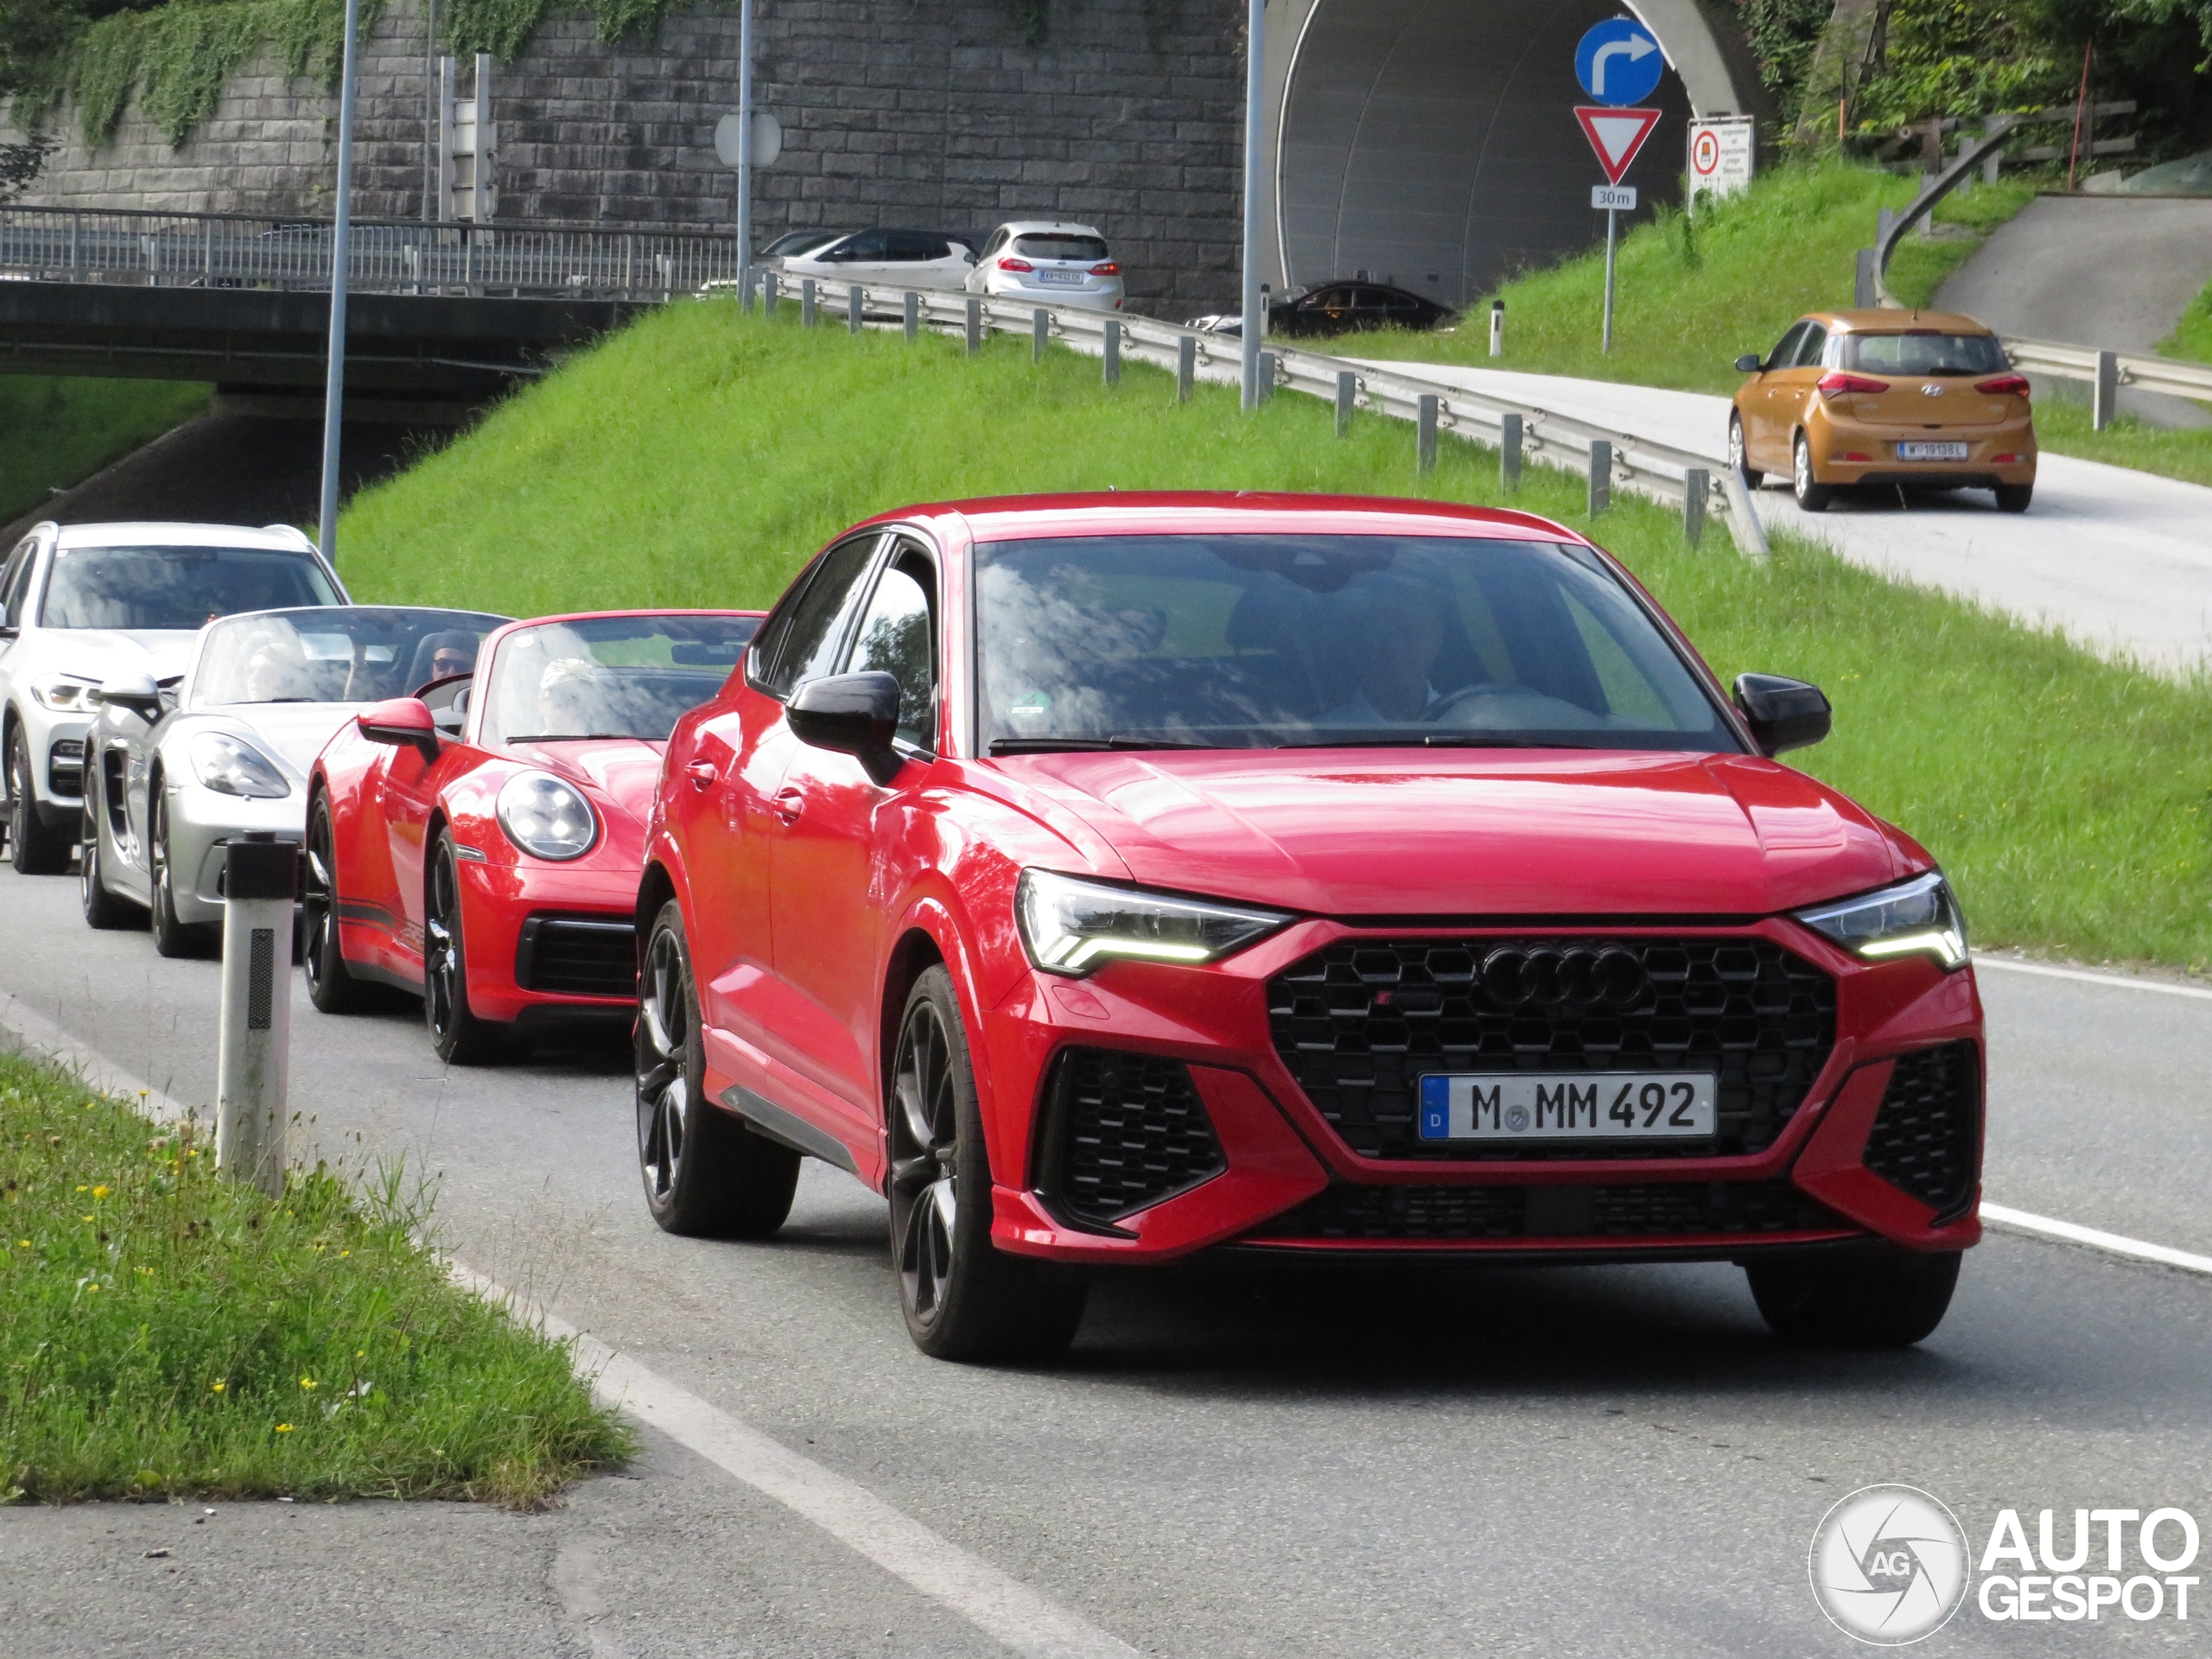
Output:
741,276,1769,560
0,205,740,298
2003,337,2212,425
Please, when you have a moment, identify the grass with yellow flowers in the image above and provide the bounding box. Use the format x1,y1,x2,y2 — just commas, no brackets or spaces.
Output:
0,1052,627,1505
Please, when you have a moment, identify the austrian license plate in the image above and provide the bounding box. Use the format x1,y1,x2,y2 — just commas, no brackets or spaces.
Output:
1038,269,1084,285
1417,1073,1717,1142
1896,441,1969,461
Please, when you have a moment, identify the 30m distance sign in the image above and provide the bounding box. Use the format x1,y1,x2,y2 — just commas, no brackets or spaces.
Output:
1592,184,1638,211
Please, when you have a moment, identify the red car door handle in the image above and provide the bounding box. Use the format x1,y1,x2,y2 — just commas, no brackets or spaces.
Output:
771,787,804,824
683,760,717,788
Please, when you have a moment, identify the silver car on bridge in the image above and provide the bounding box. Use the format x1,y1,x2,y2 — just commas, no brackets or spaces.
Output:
80,605,508,956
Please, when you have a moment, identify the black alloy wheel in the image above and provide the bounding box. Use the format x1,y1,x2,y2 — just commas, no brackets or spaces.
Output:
1728,414,1763,489
79,776,142,930
303,794,376,1013
1745,1250,1961,1347
148,789,218,958
634,899,798,1237
425,831,508,1065
887,966,1085,1363
6,725,73,874
1792,432,1835,513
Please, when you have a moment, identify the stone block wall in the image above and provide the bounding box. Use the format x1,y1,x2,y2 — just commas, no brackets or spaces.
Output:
3,0,1248,309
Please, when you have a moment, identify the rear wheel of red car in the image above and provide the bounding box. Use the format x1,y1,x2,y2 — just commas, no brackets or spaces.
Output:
1791,433,1834,513
303,794,378,1013
1728,413,1763,489
634,899,799,1238
425,831,511,1065
888,967,1086,1363
1994,482,2032,513
1745,1250,1961,1347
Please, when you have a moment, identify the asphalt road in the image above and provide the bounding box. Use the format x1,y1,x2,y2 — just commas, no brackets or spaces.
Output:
3,868,2210,1657
1373,359,2212,675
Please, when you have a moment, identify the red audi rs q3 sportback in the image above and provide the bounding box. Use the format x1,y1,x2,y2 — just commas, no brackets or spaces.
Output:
307,609,762,1062
635,494,1981,1362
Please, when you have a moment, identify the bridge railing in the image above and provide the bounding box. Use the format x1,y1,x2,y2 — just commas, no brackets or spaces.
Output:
0,206,741,299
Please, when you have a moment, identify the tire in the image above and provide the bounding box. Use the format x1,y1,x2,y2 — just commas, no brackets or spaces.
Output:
303,793,378,1013
79,779,143,930
424,830,511,1065
1728,414,1763,489
1745,1251,1961,1348
887,966,1086,1363
1791,433,1834,512
634,899,799,1238
148,788,219,958
1994,482,2032,513
6,724,73,874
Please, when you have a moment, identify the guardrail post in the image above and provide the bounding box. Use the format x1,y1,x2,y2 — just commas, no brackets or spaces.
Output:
849,284,863,333
1103,319,1121,383
1489,300,1503,358
1176,335,1195,403
1588,440,1612,515
965,297,982,355
1500,412,1522,492
1683,468,1707,546
216,835,299,1200
802,277,816,327
1416,394,1438,474
2094,349,2118,430
1335,371,1356,437
1853,249,1876,309
1032,308,1049,362
904,290,918,341
762,270,778,315
1256,351,1276,404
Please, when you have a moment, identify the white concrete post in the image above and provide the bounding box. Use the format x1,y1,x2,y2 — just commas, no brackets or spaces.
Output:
216,836,299,1198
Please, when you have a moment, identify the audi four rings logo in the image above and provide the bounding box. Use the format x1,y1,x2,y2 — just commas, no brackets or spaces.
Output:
1478,945,1648,1008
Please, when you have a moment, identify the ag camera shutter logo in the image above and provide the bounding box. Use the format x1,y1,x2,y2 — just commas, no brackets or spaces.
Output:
1809,1484,1972,1644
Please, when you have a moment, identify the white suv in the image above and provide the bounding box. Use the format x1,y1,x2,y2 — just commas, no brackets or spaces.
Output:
964,221,1125,312
0,521,347,874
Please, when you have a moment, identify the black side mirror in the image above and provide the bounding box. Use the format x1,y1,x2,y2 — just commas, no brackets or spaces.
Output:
1734,353,1764,374
787,671,903,785
1733,673,1831,755
93,671,164,722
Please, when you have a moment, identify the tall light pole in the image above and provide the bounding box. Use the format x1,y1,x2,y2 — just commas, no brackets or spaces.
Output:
736,0,753,307
1239,0,1265,410
317,0,361,560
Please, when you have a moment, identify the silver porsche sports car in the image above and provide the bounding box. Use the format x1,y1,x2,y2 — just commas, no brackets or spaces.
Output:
80,604,508,956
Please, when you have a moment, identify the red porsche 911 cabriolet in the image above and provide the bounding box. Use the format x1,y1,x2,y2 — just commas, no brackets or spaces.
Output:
632,494,1983,1363
305,609,762,1061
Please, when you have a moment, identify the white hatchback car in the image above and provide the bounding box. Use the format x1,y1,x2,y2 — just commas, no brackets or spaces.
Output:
964,221,1125,311
780,228,978,292
0,521,346,875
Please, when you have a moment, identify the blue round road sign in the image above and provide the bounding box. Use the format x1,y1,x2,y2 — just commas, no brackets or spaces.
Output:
1574,18,1664,107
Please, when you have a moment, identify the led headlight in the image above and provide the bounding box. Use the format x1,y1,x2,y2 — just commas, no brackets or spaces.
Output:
29,673,99,713
190,731,290,798
497,770,598,861
1015,868,1290,976
1793,871,1967,969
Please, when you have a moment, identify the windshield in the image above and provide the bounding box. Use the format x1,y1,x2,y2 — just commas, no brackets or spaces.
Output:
1014,233,1109,262
482,614,762,745
41,545,341,630
192,607,510,706
1840,332,2009,376
974,534,1735,753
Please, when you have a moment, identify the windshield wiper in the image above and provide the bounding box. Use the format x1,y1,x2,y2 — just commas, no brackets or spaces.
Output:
510,732,634,741
1275,734,1560,749
988,735,1224,755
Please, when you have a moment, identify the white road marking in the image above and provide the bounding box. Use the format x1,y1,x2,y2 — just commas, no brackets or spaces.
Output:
1973,953,2212,1001
1980,1203,2212,1277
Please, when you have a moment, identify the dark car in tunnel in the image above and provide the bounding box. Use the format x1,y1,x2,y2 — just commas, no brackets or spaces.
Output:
1192,280,1455,340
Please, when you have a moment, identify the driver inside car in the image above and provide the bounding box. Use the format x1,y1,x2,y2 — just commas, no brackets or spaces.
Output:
1312,572,1448,725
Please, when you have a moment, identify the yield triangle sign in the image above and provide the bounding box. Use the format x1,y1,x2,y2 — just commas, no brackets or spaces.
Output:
1574,105,1662,185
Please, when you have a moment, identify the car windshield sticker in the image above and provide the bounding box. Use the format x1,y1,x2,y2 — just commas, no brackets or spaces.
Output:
1010,691,1051,719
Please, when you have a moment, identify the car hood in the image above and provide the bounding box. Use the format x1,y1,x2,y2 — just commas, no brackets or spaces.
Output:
503,737,666,824
23,628,199,684
995,748,1912,918
182,702,370,779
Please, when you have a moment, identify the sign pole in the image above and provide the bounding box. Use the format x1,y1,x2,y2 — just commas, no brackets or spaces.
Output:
315,0,360,563
1240,0,1265,411
1601,207,1618,353
736,0,753,309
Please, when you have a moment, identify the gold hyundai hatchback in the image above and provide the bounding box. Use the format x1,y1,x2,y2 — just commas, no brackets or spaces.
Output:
1729,309,2037,513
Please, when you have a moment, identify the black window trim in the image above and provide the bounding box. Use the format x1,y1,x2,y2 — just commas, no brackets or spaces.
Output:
849,532,942,760
746,530,888,702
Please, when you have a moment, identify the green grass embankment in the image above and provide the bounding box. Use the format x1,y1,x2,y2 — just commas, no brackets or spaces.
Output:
340,300,2212,972
2163,280,2212,364
0,1052,629,1505
0,377,212,524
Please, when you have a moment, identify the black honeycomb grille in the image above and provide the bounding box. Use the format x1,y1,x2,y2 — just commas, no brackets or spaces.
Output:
515,917,636,998
1266,937,1836,1161
1037,1049,1226,1228
1249,1180,1847,1243
1864,1042,1980,1216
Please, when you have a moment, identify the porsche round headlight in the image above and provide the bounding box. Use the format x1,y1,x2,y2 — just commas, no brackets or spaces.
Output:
189,731,290,798
496,770,598,861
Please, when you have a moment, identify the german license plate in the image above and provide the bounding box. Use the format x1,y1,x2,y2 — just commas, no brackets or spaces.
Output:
1897,441,1968,461
1038,269,1084,285
1417,1073,1717,1142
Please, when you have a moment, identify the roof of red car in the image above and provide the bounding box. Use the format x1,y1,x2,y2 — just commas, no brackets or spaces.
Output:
859,491,1583,544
